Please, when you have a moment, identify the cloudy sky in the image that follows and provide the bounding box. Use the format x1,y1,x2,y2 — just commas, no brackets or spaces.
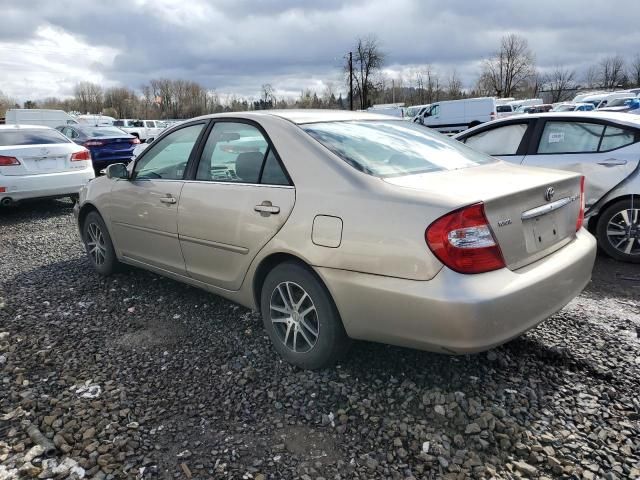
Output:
1,0,639,102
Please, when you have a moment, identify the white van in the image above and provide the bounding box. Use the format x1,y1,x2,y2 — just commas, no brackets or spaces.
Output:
417,97,496,133
5,109,78,128
405,104,431,121
582,92,637,109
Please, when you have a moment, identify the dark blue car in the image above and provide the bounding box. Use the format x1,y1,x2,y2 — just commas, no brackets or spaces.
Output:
56,125,139,173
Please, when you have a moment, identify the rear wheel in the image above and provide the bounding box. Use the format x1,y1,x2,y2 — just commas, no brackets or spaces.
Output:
82,211,121,274
596,199,640,263
260,262,351,369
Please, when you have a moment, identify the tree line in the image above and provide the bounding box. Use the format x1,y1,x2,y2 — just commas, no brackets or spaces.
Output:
3,33,640,119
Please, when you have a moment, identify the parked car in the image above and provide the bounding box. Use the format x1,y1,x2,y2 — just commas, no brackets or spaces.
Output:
76,114,116,126
415,97,497,133
552,103,595,112
454,111,640,262
0,125,94,206
74,110,595,369
496,104,516,118
56,125,139,174
598,97,640,113
511,99,543,113
112,119,162,142
526,104,554,114
367,104,405,118
582,92,636,109
5,109,78,128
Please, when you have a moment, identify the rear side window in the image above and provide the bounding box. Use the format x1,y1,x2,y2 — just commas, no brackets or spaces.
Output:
537,122,604,154
303,120,496,178
496,105,512,113
600,125,636,151
463,123,528,156
113,120,124,127
0,129,70,146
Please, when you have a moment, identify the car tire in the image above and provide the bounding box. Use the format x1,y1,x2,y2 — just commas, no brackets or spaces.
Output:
260,261,351,369
596,199,640,263
82,211,121,275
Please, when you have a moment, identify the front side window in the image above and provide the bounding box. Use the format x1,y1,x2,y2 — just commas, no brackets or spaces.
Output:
134,124,204,180
429,105,440,117
0,129,70,146
463,123,528,156
600,125,636,151
537,121,605,154
302,120,496,178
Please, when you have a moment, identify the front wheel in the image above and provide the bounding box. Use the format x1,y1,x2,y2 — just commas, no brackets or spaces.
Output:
596,199,640,263
260,262,351,369
82,211,121,274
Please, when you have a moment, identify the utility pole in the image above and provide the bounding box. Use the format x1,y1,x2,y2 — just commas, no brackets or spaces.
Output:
392,79,395,103
349,51,354,111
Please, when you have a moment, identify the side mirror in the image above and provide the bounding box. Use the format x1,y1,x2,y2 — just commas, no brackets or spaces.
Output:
106,163,129,180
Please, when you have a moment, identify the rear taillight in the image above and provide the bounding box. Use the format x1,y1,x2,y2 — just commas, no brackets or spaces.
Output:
576,176,585,231
130,138,141,144
490,112,496,120
71,149,91,162
83,140,105,147
426,202,505,274
0,155,20,166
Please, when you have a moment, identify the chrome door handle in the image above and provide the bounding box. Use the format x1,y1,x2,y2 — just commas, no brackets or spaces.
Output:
598,159,627,167
254,201,280,215
159,196,176,204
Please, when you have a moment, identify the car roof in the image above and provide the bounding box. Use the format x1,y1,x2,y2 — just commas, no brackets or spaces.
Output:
192,109,401,125
0,124,54,130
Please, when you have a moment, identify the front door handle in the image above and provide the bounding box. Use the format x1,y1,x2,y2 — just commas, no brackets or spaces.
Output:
159,195,177,204
254,201,280,215
598,158,627,167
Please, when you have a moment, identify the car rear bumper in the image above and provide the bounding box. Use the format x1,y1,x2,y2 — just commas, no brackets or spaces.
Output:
0,169,95,202
315,229,597,354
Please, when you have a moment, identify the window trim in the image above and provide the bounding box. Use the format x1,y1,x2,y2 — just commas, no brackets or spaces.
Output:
130,120,210,181
186,117,293,187
457,119,535,156
530,117,640,155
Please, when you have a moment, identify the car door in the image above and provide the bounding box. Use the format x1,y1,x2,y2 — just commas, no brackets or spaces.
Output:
178,120,295,290
459,120,533,164
521,119,640,210
108,122,207,274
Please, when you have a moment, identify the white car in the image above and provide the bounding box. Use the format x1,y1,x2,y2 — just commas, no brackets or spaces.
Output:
0,125,95,206
112,119,162,142
454,112,640,262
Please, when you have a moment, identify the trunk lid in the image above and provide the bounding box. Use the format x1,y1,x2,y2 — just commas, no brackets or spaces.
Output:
384,161,583,270
0,144,79,176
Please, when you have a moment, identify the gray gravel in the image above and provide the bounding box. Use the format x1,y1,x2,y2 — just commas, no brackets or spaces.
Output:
1,199,639,480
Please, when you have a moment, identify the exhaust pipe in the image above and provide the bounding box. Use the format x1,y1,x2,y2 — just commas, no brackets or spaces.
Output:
0,197,13,207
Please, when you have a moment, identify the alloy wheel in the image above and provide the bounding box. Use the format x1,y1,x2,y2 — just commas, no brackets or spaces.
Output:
269,281,319,353
86,222,107,266
606,208,640,256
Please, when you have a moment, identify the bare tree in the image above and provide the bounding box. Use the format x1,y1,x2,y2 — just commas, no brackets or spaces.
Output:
104,87,137,118
480,33,536,97
346,36,385,109
74,82,103,114
0,90,17,117
542,66,577,102
629,55,640,87
446,70,463,99
595,55,627,89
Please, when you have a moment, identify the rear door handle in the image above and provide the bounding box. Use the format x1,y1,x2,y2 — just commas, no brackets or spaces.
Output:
254,201,280,215
598,159,627,167
159,195,177,204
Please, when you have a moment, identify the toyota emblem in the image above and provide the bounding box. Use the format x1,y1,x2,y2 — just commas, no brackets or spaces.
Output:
544,187,555,202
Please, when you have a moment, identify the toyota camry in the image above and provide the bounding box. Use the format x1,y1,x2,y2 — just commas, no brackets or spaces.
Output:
74,110,596,369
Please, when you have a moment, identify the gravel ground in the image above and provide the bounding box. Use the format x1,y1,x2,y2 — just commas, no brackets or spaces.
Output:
1,199,639,480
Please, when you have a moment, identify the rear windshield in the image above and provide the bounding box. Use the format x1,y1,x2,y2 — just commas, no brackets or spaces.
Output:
302,121,496,178
0,129,70,146
81,127,129,137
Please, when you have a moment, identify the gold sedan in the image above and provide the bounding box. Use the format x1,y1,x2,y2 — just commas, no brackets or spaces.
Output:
74,110,596,369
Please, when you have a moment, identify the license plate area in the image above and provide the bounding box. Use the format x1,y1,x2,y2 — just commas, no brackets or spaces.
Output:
524,213,560,252
36,158,59,170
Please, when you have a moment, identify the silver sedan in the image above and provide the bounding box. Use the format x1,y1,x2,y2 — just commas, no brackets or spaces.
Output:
74,110,596,369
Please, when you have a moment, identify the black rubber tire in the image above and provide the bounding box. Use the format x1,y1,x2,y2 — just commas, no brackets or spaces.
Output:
82,211,122,275
260,261,351,369
596,199,640,263
468,121,481,128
